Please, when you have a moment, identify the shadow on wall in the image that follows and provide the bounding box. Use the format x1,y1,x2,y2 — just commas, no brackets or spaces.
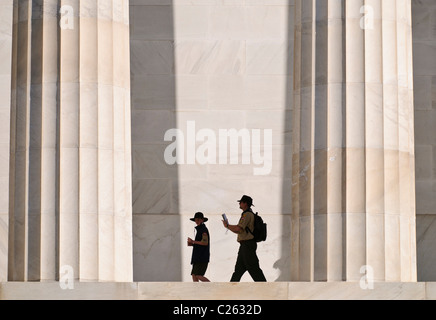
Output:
412,0,436,282
130,1,181,281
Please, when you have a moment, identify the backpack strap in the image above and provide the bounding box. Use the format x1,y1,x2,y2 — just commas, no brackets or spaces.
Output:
243,210,256,235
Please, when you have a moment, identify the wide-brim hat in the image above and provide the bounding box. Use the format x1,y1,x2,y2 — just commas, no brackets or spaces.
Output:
237,195,254,207
190,212,208,222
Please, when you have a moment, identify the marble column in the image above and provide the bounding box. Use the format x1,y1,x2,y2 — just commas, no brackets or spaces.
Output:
0,0,14,282
292,0,416,282
8,0,132,282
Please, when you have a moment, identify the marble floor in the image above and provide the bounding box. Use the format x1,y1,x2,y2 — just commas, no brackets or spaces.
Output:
0,281,434,300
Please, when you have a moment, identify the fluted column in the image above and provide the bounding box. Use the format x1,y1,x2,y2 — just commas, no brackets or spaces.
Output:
8,0,132,282
0,0,14,282
292,0,416,282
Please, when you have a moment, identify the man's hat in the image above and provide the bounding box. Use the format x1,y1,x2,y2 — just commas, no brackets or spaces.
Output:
237,195,254,207
190,212,208,222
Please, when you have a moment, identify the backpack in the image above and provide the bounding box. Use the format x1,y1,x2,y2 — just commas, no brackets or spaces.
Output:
246,211,267,242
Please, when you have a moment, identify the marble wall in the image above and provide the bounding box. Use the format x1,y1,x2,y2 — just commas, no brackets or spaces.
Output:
130,0,180,281
130,0,294,282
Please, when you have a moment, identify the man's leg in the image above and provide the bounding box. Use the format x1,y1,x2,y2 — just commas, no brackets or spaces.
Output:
230,245,246,282
196,275,210,282
245,241,267,282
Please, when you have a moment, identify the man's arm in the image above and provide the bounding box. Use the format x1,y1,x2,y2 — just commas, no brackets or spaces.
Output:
222,220,243,234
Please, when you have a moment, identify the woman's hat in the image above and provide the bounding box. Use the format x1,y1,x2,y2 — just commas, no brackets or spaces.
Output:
190,212,208,222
